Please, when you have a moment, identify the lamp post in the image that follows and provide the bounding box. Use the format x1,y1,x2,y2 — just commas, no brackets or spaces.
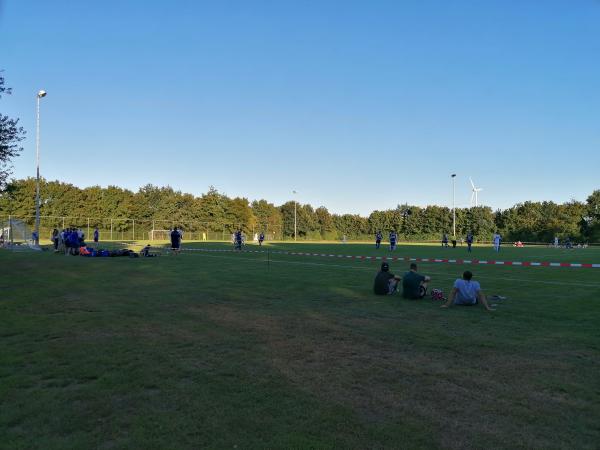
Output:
292,190,297,241
451,173,456,238
34,90,47,246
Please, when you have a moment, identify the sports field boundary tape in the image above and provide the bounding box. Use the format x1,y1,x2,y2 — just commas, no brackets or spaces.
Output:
154,246,600,269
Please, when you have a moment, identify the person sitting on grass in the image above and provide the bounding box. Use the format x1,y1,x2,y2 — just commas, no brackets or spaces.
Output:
373,262,401,295
140,244,158,257
401,263,431,299
79,245,92,256
441,270,494,311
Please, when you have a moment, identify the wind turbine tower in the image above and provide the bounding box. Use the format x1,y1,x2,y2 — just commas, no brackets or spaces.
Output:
470,177,483,207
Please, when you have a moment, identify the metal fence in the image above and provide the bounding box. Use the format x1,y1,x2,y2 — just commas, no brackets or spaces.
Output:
0,215,284,243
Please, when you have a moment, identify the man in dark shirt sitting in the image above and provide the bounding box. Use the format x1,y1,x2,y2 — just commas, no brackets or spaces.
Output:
373,262,402,295
402,263,431,299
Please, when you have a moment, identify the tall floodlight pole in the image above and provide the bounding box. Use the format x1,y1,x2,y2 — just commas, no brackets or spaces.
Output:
34,90,47,246
292,190,298,241
451,174,456,238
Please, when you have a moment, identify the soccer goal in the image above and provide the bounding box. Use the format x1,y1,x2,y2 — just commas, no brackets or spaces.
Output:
149,229,171,241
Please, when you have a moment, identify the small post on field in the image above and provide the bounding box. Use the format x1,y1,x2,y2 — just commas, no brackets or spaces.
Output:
87,218,90,240
62,217,65,229
132,219,135,241
8,214,12,243
110,219,113,241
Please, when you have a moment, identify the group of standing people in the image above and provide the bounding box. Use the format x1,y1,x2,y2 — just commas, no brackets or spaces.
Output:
441,232,476,252
375,231,398,251
440,231,500,252
51,227,99,255
374,230,501,253
232,230,265,249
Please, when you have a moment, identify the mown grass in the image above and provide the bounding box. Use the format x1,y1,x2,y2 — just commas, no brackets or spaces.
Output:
1,242,599,449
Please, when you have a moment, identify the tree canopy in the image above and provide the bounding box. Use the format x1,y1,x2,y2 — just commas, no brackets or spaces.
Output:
0,72,26,188
1,177,597,242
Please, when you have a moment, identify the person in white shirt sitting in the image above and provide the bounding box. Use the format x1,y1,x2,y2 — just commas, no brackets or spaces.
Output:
441,270,494,311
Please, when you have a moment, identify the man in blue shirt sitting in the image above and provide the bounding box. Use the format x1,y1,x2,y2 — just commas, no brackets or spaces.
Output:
441,270,494,311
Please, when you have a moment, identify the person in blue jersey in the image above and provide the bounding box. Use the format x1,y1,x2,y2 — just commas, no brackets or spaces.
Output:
68,228,75,254
442,233,449,247
258,232,265,246
66,228,78,255
234,229,243,251
389,230,397,251
375,231,383,249
93,227,99,246
170,226,182,254
441,270,494,311
466,232,474,253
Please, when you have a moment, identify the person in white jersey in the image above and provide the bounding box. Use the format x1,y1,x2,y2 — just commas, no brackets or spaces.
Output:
492,232,502,252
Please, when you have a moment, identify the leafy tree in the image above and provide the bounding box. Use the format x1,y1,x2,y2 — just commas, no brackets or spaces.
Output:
0,176,598,243
584,190,600,241
368,210,395,235
196,186,229,231
0,72,26,189
315,206,335,238
225,197,256,233
332,214,369,238
461,206,495,240
280,201,319,238
251,199,283,238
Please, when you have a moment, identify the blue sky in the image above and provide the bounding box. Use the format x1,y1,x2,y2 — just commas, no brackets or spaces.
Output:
1,0,599,215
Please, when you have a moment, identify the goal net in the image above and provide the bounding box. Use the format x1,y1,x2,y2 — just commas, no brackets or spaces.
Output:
0,218,31,244
149,230,171,241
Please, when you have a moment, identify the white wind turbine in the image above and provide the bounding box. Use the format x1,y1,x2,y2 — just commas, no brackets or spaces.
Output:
470,177,483,207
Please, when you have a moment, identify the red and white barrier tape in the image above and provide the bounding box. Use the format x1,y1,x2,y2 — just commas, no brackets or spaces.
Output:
159,247,600,269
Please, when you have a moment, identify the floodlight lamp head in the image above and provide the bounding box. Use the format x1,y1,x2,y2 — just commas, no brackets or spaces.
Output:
37,90,47,98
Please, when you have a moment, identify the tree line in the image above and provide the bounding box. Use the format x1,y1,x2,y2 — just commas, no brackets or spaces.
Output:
1,177,598,242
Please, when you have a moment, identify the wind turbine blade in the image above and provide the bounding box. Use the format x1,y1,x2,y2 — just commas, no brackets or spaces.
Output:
470,177,475,189
470,191,475,205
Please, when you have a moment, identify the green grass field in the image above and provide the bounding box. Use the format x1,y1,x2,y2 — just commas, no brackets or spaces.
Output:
2,242,599,449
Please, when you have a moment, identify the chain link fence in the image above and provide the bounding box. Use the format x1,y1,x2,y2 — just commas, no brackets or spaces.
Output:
0,215,284,243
